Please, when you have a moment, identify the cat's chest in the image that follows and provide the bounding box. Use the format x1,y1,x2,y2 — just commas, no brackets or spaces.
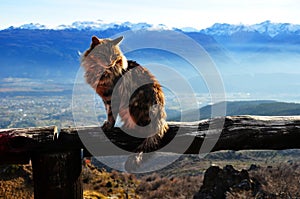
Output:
96,72,121,97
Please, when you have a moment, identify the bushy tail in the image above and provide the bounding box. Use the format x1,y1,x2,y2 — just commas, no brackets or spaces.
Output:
124,120,168,172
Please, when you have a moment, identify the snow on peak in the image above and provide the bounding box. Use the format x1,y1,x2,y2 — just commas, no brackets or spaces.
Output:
201,21,300,37
251,21,300,37
202,23,251,36
56,20,115,30
180,27,200,32
8,20,172,31
55,20,169,31
17,23,48,30
6,20,300,37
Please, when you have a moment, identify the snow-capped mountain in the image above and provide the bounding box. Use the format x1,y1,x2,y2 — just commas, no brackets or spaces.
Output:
1,20,300,98
10,20,171,31
15,23,48,30
57,20,153,31
201,20,300,37
8,20,300,37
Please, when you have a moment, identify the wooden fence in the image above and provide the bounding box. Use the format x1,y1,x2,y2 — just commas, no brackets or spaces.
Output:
1,115,300,199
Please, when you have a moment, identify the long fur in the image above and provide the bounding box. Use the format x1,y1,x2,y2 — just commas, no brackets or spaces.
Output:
81,36,169,168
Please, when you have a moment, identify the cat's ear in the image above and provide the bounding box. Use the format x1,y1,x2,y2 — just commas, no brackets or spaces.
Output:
91,36,100,47
111,36,123,46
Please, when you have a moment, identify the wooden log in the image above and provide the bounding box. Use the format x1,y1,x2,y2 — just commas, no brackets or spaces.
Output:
58,115,300,155
0,126,57,164
189,115,300,153
31,149,82,199
1,116,300,160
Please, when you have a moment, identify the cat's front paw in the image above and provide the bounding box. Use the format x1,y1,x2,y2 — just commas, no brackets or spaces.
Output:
101,121,114,132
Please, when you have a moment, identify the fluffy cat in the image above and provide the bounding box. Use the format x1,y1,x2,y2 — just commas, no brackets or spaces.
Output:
81,36,169,162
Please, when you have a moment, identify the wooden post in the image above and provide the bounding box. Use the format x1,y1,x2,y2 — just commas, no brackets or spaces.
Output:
31,149,83,199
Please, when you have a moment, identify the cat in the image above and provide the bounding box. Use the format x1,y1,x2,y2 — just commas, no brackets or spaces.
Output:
81,36,169,168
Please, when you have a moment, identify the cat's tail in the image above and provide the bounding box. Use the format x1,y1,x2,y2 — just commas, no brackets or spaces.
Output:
124,119,168,172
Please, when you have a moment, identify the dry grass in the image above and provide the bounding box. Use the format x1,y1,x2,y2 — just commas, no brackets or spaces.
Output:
227,163,300,199
136,173,203,199
82,162,140,199
1,160,300,199
252,163,300,198
0,165,33,199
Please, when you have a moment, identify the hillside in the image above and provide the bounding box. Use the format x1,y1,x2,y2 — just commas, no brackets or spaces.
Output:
0,27,222,81
2,151,300,198
168,100,300,121
202,100,300,118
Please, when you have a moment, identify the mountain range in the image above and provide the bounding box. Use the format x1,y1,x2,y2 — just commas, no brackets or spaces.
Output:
1,20,300,101
9,20,300,37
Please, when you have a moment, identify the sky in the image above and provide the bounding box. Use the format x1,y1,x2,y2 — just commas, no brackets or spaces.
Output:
1,0,299,30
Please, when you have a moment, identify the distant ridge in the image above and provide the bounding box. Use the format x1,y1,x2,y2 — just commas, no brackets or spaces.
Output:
5,20,300,37
200,20,300,37
167,101,300,121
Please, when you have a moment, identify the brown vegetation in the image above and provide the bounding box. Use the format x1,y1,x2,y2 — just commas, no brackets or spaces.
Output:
136,173,202,199
0,164,33,199
226,163,300,198
82,162,140,198
0,159,300,198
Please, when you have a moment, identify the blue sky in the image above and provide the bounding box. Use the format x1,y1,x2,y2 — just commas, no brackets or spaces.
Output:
1,0,299,30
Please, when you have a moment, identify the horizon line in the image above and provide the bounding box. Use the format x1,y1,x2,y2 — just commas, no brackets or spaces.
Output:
1,19,300,31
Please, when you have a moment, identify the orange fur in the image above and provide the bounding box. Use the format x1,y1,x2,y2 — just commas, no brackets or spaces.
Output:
81,36,168,153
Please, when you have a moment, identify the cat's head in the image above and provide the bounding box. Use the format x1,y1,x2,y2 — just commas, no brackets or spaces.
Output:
82,36,127,70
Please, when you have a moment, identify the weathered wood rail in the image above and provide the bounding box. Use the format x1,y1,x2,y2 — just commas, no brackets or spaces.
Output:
1,115,300,198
